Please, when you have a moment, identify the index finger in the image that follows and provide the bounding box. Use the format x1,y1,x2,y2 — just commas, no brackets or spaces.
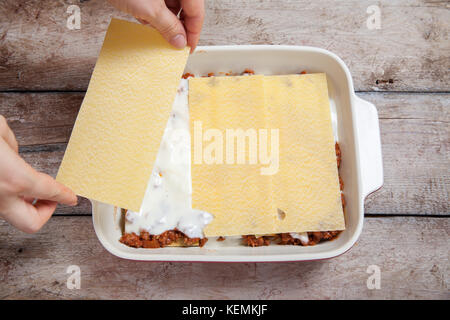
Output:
181,0,204,52
0,115,19,153
25,171,78,206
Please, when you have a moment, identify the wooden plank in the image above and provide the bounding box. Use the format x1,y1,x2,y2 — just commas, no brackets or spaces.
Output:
0,92,82,146
0,0,448,91
359,92,449,215
0,216,448,299
1,91,448,146
366,118,449,215
1,91,447,215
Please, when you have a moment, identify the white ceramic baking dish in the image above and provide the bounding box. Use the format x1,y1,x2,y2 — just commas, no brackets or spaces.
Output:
91,45,383,262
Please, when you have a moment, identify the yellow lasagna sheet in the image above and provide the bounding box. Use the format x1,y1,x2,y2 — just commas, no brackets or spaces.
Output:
189,76,276,236
266,74,344,232
56,18,189,212
189,73,345,236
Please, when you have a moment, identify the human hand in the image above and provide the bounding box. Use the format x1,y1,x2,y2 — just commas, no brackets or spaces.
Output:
107,0,205,52
0,115,77,233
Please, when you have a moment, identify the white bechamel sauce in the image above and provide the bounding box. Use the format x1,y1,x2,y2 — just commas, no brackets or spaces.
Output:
289,232,309,245
125,79,213,239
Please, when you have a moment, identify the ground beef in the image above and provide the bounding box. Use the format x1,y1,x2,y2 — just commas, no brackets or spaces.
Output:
242,68,255,75
309,231,341,244
182,72,195,79
335,142,341,169
278,233,304,245
242,235,271,247
255,230,342,247
120,230,208,248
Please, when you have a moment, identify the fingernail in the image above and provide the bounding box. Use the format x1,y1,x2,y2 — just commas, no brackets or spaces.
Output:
170,34,186,49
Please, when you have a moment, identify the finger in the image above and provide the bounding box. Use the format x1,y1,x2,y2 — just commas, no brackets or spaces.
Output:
0,115,19,153
180,0,204,51
136,17,149,25
141,2,187,49
1,197,57,234
0,139,77,206
166,0,181,16
23,196,35,203
25,171,78,206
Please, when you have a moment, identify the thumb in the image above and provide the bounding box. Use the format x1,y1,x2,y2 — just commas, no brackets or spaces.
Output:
140,5,187,49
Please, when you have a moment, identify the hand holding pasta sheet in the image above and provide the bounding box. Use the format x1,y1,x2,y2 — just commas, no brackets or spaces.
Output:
107,0,205,52
0,116,77,233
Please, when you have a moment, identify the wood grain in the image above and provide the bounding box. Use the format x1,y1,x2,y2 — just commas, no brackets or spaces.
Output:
361,92,449,215
0,216,448,299
2,91,449,145
0,0,448,91
0,93,82,146
1,92,447,215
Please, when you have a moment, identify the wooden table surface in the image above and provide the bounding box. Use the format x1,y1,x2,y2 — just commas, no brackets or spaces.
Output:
0,0,448,299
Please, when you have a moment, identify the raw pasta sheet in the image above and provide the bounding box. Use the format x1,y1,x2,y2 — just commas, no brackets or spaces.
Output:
57,19,189,211
189,73,345,236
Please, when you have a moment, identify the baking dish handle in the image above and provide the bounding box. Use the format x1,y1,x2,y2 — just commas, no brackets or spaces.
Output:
353,95,384,198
